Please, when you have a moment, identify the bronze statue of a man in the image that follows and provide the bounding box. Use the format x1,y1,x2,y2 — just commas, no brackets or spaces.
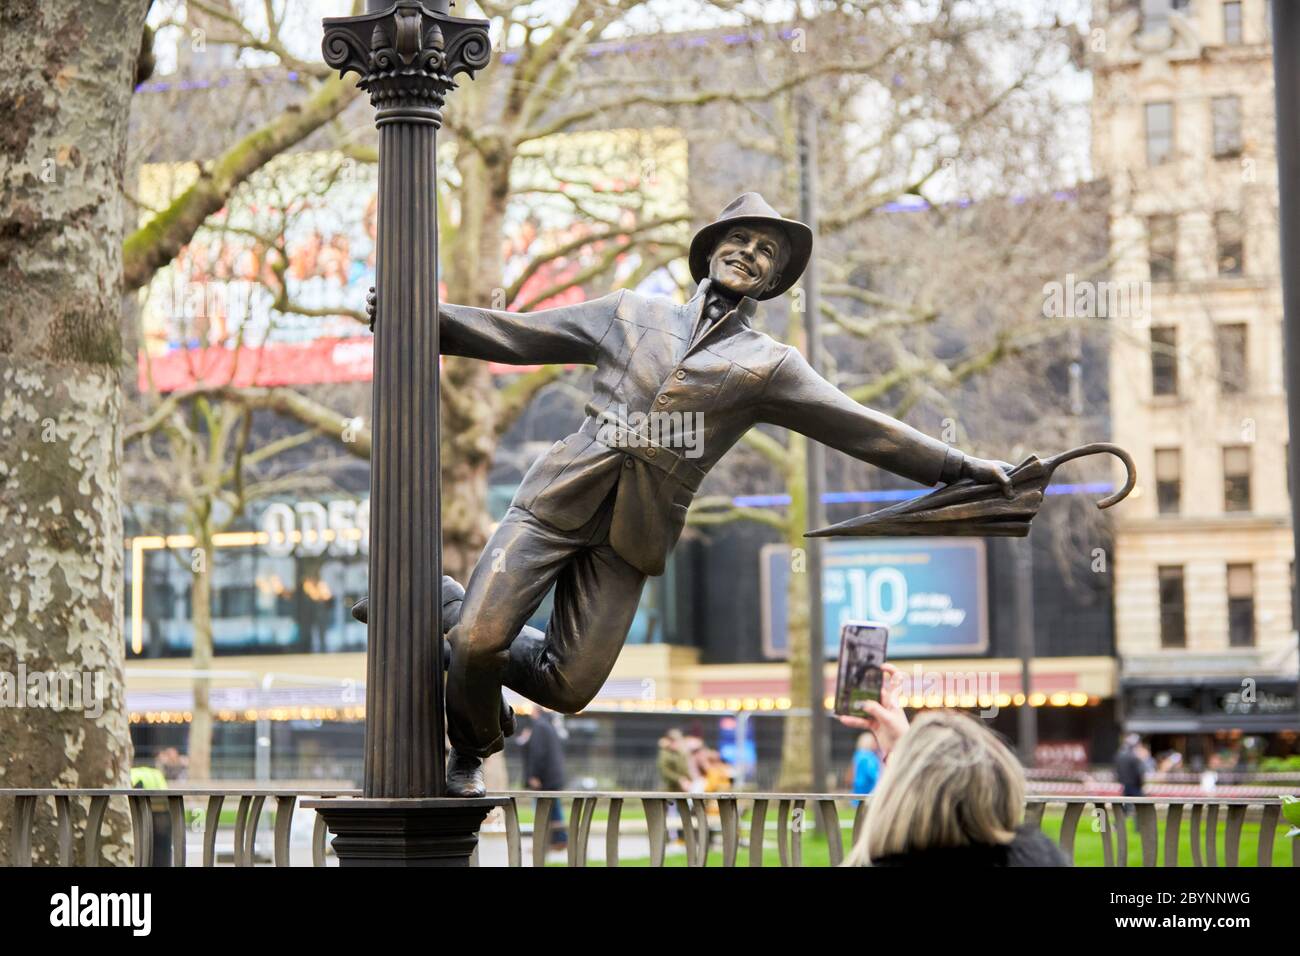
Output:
364,193,1012,796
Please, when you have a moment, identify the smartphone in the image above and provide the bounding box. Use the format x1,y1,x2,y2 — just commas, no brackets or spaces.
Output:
833,621,889,718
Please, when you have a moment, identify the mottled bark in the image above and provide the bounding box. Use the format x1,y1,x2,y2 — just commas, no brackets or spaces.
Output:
0,0,151,865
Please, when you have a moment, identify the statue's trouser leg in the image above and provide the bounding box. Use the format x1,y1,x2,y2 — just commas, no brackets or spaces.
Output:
445,505,646,759
354,586,517,733
500,542,645,713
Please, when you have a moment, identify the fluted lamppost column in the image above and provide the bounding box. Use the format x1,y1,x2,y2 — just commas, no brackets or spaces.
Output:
305,0,501,866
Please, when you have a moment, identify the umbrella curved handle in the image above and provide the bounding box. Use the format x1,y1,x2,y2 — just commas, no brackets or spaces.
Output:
1040,442,1137,510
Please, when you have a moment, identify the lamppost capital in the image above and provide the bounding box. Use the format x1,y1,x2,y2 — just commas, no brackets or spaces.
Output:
323,0,491,126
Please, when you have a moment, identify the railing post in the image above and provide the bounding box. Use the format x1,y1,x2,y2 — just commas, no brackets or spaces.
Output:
11,795,35,867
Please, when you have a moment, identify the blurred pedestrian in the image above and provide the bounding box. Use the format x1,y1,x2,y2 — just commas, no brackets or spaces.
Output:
130,761,171,867
1116,734,1146,798
657,729,691,843
1156,750,1182,773
702,749,733,793
521,709,567,850
683,735,708,792
1115,733,1146,822
657,729,691,792
847,731,882,801
156,746,187,783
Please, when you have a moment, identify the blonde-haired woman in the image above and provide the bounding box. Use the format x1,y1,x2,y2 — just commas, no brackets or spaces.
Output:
839,666,1067,867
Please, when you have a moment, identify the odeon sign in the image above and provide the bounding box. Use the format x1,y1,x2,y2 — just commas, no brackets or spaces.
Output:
259,499,370,558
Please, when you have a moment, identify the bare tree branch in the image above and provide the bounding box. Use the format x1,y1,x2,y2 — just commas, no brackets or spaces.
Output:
123,74,360,291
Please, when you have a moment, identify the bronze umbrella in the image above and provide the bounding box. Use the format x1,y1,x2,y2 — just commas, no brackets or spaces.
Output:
806,443,1137,539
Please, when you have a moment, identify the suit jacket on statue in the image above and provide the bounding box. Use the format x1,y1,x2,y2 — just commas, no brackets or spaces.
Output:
440,279,963,576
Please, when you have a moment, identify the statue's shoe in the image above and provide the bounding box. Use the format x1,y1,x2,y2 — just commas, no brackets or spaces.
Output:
446,750,486,798
350,575,465,629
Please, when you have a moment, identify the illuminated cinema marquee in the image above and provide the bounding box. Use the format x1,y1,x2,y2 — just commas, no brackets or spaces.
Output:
260,499,369,558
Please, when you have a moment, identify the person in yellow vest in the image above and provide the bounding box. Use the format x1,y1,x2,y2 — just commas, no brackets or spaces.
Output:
130,764,172,866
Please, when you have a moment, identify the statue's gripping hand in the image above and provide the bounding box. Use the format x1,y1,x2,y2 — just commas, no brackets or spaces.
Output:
958,456,1016,498
366,286,377,332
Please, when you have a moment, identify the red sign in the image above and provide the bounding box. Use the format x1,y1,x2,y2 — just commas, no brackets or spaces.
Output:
139,337,375,392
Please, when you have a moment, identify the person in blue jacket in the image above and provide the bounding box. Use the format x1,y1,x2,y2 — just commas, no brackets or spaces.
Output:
850,732,882,801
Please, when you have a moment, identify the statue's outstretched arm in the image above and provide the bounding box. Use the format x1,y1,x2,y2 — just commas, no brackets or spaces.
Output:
365,285,625,366
756,346,962,487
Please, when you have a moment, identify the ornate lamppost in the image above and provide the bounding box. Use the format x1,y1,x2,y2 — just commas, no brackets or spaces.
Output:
304,0,502,866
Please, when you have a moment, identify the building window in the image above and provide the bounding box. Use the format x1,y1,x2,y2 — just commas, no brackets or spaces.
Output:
1223,1,1243,44
1216,210,1244,275
1145,101,1175,166
1158,565,1186,648
1215,323,1247,393
1142,0,1189,33
1226,564,1254,647
1142,0,1170,32
1151,325,1178,396
1148,214,1177,280
1212,96,1243,158
1155,448,1182,514
1223,445,1252,512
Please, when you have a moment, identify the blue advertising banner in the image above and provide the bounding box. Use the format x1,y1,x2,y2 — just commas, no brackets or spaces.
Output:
761,538,989,659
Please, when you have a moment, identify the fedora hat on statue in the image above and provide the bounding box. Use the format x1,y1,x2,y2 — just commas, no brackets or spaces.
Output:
688,192,813,300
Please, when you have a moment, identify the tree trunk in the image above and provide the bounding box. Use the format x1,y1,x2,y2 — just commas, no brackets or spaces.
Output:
0,0,150,865
187,522,214,782
776,439,813,792
440,149,511,582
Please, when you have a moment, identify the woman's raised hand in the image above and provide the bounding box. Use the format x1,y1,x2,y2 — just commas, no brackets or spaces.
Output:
836,662,909,756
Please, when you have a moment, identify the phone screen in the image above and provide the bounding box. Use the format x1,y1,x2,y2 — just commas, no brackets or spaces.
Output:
833,621,889,717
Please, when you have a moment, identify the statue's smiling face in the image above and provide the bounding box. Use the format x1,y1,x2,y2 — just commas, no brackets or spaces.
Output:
708,223,788,298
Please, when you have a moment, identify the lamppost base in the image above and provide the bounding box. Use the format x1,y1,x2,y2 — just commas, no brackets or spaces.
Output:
304,797,507,867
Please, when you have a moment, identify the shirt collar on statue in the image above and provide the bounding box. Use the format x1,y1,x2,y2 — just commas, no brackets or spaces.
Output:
689,278,758,326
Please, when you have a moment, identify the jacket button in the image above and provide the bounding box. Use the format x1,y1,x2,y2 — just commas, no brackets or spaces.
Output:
646,447,658,459
675,370,686,380
657,395,669,405
624,458,634,468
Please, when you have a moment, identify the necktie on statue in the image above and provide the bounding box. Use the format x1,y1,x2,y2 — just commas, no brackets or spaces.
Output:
694,295,734,347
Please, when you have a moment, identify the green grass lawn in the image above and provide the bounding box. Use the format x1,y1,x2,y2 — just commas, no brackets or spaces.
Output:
184,807,279,829
1037,810,1293,867
514,802,646,828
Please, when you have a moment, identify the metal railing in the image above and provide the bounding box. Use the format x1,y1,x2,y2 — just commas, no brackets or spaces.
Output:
2,789,1296,867
2,788,358,867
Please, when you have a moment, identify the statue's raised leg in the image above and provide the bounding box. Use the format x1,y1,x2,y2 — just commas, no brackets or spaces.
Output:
350,577,516,739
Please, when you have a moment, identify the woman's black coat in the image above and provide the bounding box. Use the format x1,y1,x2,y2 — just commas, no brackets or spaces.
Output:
869,826,1070,867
